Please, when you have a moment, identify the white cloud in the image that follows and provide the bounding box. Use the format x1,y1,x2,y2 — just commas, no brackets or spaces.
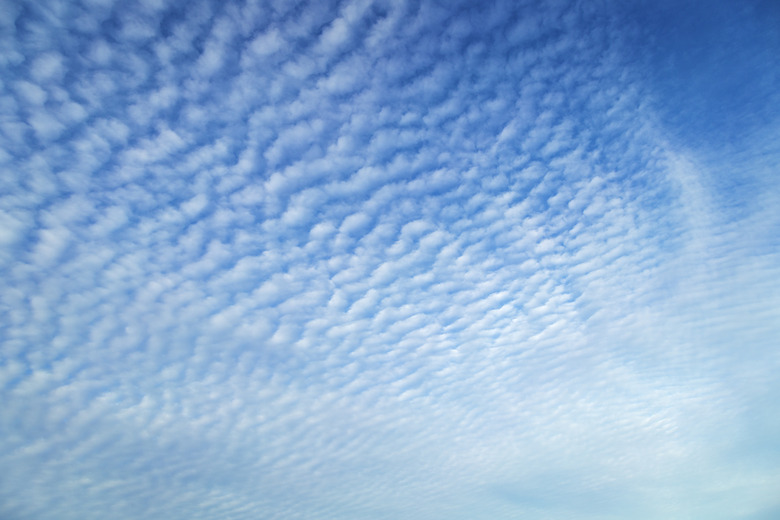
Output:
1,1,779,519
30,52,64,82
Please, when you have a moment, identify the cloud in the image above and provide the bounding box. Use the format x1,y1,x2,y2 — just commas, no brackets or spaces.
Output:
1,0,779,519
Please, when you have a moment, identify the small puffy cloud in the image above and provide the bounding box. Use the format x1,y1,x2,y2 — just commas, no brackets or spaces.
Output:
29,52,65,82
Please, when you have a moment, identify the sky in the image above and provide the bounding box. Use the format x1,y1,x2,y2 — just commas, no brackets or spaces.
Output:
1,0,779,519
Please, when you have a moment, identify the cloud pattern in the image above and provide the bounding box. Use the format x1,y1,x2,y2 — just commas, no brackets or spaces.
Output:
1,0,779,518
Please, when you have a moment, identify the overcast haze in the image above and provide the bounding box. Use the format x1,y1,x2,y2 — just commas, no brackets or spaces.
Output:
1,0,780,519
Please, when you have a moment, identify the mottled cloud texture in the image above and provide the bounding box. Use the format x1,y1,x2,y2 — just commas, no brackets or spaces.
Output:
2,0,779,519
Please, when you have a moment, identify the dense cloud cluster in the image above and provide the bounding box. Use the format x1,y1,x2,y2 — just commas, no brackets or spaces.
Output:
1,0,779,519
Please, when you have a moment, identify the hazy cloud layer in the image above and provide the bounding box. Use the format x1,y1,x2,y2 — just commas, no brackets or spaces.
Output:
1,0,779,519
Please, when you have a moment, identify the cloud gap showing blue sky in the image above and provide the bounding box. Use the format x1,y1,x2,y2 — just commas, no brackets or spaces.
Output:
1,0,779,519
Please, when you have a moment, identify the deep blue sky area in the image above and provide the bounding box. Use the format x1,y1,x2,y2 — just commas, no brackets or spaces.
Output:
626,0,780,145
619,0,780,221
1,1,779,519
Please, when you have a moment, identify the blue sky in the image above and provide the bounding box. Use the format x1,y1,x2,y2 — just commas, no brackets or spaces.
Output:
1,0,779,518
